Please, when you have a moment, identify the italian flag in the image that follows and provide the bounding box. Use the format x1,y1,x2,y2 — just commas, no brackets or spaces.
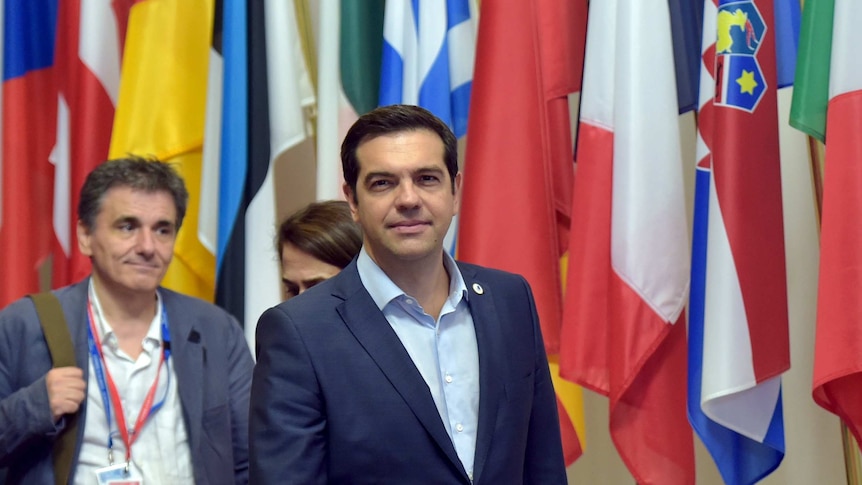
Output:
790,0,862,446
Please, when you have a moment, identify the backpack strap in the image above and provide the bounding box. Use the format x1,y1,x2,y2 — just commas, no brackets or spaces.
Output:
28,292,78,485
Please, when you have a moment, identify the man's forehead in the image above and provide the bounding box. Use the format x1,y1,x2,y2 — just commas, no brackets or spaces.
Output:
357,129,443,153
357,137,446,171
98,188,177,219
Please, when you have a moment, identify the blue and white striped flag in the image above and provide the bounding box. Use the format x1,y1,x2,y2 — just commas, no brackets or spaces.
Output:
379,0,476,138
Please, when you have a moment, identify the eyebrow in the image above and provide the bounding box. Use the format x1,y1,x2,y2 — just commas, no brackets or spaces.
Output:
282,276,328,287
362,166,445,183
114,215,176,228
114,215,140,225
362,170,394,184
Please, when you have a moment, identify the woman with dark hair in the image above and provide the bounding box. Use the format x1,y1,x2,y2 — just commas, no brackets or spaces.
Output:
276,200,362,300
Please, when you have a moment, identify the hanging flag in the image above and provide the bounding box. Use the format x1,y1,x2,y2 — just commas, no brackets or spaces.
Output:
109,0,215,301
215,0,314,347
50,0,127,288
687,1,790,483
212,0,253,329
668,0,704,113
379,0,475,254
212,0,245,323
559,0,694,482
774,0,801,89
458,0,587,466
197,0,226,277
341,0,385,118
379,0,474,137
315,0,384,201
790,0,862,448
0,0,59,307
669,0,797,114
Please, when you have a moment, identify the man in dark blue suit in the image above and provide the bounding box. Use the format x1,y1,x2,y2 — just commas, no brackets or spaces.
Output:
249,104,566,484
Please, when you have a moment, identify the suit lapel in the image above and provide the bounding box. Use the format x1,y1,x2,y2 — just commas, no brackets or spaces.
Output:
459,264,508,483
333,266,466,476
162,292,204,457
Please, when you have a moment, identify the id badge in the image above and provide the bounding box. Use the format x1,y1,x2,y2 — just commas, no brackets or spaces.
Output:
95,463,143,485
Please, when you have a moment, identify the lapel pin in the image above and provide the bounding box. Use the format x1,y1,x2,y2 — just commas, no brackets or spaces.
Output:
472,283,484,295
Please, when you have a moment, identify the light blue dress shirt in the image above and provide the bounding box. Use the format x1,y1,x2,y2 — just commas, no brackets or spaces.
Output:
356,248,480,479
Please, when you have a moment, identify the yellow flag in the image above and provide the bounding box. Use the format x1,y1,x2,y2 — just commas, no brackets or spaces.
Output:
109,0,215,301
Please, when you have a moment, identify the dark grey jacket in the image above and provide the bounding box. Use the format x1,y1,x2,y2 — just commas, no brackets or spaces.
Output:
0,279,253,484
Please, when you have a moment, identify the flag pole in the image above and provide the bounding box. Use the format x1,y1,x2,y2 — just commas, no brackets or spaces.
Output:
841,425,862,484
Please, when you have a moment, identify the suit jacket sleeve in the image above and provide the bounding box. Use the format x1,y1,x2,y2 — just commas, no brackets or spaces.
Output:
225,312,254,485
519,276,568,484
249,305,327,484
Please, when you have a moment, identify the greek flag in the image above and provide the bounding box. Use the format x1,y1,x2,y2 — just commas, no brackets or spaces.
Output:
379,0,476,137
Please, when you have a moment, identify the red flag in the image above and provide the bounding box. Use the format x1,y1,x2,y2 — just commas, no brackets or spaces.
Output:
50,0,128,287
790,0,862,446
457,0,587,465
0,1,58,307
559,0,694,482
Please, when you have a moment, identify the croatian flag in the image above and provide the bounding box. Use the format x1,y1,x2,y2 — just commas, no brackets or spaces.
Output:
379,0,475,138
687,1,790,484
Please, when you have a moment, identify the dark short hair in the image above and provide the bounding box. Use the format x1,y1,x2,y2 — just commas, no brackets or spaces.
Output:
276,200,362,269
340,104,458,199
78,156,189,230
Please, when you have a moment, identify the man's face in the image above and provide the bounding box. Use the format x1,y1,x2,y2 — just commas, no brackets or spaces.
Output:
77,186,177,296
344,129,460,270
280,242,342,300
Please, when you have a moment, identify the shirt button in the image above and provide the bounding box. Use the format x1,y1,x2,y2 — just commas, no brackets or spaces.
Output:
445,374,453,383
456,423,464,432
405,298,414,305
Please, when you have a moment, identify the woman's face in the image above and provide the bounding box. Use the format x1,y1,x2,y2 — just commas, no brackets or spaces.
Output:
280,242,342,300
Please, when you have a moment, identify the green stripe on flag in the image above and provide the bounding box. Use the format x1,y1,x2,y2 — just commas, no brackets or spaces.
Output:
340,0,385,115
789,0,835,142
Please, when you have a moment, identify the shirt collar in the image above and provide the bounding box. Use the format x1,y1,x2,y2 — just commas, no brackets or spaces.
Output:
88,279,163,345
356,246,469,312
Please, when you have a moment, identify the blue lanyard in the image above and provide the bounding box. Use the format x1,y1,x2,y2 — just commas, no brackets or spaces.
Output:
86,298,172,457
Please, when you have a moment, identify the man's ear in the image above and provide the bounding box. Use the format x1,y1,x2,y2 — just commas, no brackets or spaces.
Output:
76,220,93,257
453,172,463,215
343,183,359,222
